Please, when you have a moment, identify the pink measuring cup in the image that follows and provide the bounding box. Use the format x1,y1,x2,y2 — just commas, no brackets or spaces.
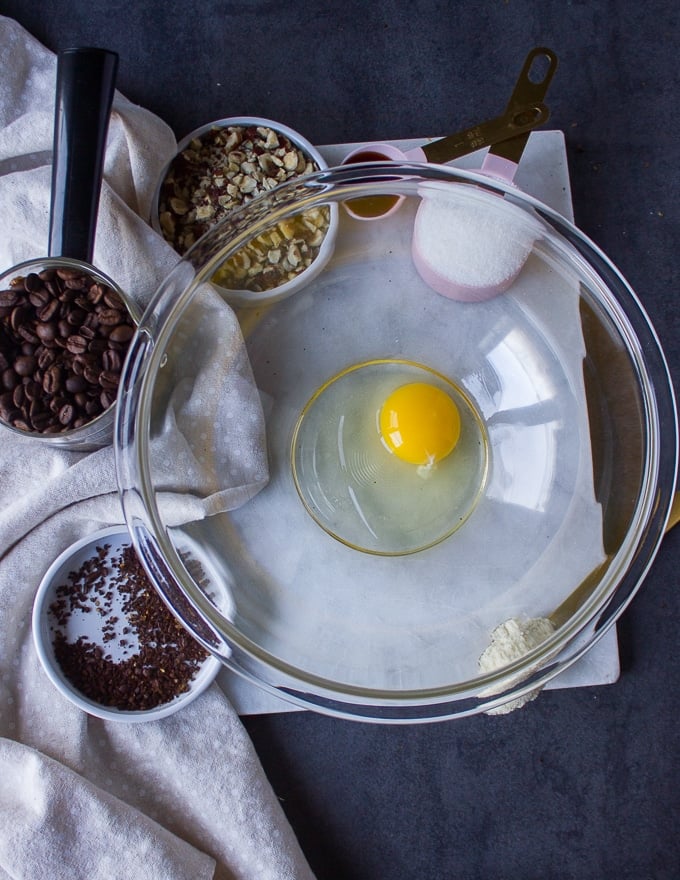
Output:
411,47,558,301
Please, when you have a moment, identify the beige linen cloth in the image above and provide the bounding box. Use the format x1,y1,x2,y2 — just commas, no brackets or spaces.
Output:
0,16,314,880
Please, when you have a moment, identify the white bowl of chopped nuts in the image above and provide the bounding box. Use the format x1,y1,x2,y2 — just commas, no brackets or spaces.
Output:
152,116,339,306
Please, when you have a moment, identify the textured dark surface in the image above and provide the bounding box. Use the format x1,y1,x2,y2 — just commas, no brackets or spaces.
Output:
2,2,679,877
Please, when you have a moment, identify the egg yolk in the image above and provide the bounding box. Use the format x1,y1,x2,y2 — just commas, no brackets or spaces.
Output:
379,382,461,466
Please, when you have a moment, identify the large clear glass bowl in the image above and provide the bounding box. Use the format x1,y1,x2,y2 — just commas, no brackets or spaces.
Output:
115,163,677,721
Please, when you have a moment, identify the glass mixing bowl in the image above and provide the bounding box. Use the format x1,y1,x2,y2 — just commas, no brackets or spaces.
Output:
115,163,677,721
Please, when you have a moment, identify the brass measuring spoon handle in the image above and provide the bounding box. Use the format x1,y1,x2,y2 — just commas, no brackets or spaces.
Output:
421,102,550,165
488,47,558,168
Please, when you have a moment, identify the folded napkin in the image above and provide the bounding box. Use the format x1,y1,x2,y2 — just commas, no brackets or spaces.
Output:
0,16,313,880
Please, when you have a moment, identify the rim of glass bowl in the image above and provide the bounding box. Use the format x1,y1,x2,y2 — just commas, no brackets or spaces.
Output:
115,162,678,722
0,256,141,451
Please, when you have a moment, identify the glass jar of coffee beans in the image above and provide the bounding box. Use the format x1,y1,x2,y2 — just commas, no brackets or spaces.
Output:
0,258,139,450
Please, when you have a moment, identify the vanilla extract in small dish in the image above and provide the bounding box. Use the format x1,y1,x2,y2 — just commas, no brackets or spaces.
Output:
341,150,402,219
291,359,489,556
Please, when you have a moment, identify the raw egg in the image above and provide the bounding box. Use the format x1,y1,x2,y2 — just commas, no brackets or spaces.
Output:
291,359,488,555
379,382,461,467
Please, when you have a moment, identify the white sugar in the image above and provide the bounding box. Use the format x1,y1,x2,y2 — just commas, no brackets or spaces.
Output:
414,194,535,287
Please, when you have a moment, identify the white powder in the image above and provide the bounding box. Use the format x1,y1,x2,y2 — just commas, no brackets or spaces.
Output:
478,616,555,715
414,194,536,288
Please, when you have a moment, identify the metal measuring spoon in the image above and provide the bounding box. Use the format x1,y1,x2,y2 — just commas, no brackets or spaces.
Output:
0,47,140,449
411,48,558,302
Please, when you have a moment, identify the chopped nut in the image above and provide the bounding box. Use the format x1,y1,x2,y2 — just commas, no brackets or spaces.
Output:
239,176,258,194
159,211,175,237
157,122,330,292
263,128,279,149
213,204,330,293
169,197,189,215
278,218,297,240
287,243,301,267
283,151,299,171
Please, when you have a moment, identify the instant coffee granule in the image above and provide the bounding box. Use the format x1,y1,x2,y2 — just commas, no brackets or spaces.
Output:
49,542,209,711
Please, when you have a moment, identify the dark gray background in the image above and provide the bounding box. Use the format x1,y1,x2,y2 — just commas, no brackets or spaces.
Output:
2,2,678,877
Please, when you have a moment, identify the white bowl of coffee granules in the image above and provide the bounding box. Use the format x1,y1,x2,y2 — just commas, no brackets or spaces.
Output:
32,526,220,722
152,116,338,306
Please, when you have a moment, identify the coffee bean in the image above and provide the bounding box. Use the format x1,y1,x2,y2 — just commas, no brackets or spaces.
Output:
0,290,18,308
98,370,120,391
37,298,60,322
0,266,136,435
103,289,124,308
42,364,63,395
65,275,89,290
109,324,134,344
14,355,36,377
24,273,43,293
83,365,101,385
97,308,123,326
88,283,106,304
102,349,122,372
18,325,40,345
66,307,87,327
2,367,18,390
12,384,25,408
58,287,77,303
0,402,19,422
28,289,50,308
24,380,41,401
58,403,75,426
82,313,100,332
65,375,87,394
37,348,57,370
50,395,71,415
35,322,57,342
65,335,89,355
10,306,29,331
30,410,53,431
87,339,109,354
56,266,80,280
100,389,116,410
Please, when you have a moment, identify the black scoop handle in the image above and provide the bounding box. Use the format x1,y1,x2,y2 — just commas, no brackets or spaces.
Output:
48,47,119,262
